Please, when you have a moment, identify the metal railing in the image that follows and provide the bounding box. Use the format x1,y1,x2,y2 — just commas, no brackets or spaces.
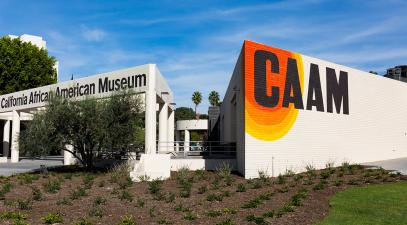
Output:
157,141,236,158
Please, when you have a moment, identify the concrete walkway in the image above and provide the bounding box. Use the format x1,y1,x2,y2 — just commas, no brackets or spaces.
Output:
0,157,63,176
363,157,407,175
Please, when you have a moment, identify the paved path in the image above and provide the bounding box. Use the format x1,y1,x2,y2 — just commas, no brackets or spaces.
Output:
0,157,63,176
362,157,407,174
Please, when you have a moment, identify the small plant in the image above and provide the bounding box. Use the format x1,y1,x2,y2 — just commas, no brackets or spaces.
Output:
207,210,222,217
57,197,73,205
136,198,145,208
305,164,316,179
93,196,107,205
73,218,94,225
70,186,88,200
17,199,33,210
211,178,221,190
284,169,296,177
148,179,163,195
334,179,344,186
137,174,150,182
88,207,104,218
320,170,331,179
258,170,271,183
179,180,192,198
313,182,326,190
18,174,36,184
276,174,286,184
223,208,237,214
216,218,235,225
262,211,274,218
98,180,105,187
236,183,246,192
246,214,267,225
83,174,95,189
42,180,61,194
176,166,190,183
277,187,289,193
294,174,304,182
348,179,360,185
165,192,176,203
195,169,207,180
119,190,133,202
325,161,336,173
217,162,232,180
149,207,156,218
207,193,223,202
251,180,263,189
241,198,262,209
117,215,137,225
183,212,197,221
42,212,63,224
1,211,27,220
31,186,43,201
175,203,191,212
63,173,73,180
198,185,208,194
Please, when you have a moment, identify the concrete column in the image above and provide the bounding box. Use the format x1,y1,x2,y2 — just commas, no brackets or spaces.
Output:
145,64,157,154
11,110,20,163
175,131,180,152
167,108,174,152
64,144,75,165
3,120,10,157
184,130,190,152
158,103,168,152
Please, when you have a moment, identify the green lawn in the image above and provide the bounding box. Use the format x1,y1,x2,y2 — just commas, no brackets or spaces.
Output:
317,181,407,225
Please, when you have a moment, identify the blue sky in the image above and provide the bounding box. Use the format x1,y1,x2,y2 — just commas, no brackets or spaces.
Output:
1,0,406,112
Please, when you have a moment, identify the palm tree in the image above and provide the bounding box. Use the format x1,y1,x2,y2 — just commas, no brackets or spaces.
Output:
192,91,202,115
208,91,220,106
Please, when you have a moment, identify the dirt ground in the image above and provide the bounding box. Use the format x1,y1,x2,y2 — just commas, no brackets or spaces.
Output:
0,163,405,225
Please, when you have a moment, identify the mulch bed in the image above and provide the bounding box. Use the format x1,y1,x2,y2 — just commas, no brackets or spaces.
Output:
0,163,405,225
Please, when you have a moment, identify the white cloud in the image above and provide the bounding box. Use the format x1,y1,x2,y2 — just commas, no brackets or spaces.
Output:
80,25,106,42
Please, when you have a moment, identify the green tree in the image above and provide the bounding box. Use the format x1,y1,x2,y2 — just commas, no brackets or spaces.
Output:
208,91,220,106
0,36,57,94
192,91,202,115
175,107,195,121
19,91,144,170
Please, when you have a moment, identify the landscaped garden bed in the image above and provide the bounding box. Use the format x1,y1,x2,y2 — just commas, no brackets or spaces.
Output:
0,162,405,225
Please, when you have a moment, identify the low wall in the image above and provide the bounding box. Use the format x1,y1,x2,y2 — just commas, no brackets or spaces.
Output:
170,158,237,171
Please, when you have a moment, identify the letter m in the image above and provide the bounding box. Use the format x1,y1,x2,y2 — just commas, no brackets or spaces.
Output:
326,67,349,115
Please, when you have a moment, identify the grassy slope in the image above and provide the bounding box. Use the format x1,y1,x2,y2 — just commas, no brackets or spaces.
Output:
317,181,407,225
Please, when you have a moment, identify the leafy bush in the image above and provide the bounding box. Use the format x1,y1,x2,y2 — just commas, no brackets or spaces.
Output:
174,203,191,212
334,179,344,186
116,215,137,225
313,182,326,190
241,198,262,209
42,212,63,224
42,179,61,194
223,208,237,214
262,211,274,218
